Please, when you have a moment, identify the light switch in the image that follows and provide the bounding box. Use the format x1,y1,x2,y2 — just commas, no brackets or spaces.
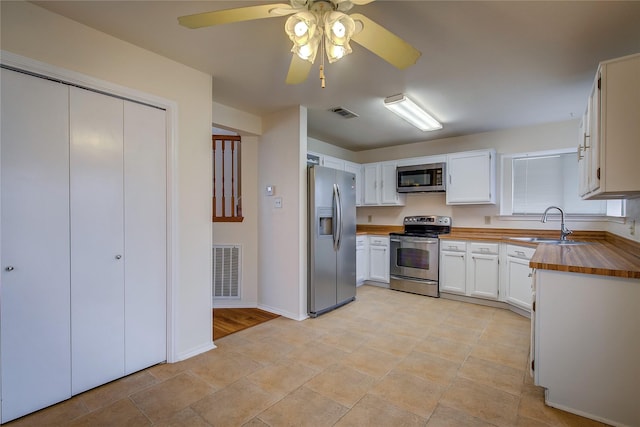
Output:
266,185,275,196
274,197,282,208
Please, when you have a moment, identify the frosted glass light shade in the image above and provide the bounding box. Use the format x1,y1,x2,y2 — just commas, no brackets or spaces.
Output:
383,94,442,131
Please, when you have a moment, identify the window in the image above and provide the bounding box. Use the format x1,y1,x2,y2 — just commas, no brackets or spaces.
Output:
212,134,243,222
501,149,623,217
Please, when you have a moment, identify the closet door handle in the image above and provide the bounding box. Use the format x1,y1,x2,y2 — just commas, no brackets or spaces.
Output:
115,255,122,260
5,266,15,272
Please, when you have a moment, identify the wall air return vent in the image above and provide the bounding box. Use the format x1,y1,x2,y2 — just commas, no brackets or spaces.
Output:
213,245,241,299
329,107,359,119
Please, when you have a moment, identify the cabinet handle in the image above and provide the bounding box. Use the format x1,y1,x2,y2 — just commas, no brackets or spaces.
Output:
5,266,14,272
516,251,526,257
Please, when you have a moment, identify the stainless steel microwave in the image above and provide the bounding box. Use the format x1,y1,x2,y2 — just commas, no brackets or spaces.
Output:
396,162,446,193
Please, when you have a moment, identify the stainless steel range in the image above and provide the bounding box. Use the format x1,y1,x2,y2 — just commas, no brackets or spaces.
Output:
390,215,452,297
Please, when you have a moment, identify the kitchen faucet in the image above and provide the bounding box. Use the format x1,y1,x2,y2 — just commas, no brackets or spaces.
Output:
541,206,573,240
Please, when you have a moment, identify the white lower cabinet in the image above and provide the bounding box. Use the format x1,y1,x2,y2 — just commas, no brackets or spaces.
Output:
505,245,535,311
367,236,390,284
356,235,368,285
1,69,167,423
439,241,468,294
468,243,499,299
534,270,640,426
440,238,535,312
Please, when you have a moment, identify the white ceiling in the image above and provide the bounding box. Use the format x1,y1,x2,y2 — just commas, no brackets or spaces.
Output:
32,1,640,151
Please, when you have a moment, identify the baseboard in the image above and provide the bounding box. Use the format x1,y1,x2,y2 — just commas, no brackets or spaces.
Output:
176,341,216,361
257,303,308,321
212,300,258,309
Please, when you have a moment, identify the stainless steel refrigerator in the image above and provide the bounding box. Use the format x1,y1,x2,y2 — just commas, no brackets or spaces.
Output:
308,165,357,317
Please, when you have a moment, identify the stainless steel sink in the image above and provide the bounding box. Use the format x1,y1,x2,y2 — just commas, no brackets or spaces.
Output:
509,237,592,246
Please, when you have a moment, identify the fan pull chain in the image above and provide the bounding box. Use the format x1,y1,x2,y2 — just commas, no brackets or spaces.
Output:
319,33,326,88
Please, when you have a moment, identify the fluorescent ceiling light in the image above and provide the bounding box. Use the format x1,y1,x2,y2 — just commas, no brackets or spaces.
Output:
383,94,442,131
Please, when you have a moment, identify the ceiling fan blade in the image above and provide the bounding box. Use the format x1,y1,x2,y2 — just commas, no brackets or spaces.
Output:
178,3,294,29
286,55,313,85
350,13,421,70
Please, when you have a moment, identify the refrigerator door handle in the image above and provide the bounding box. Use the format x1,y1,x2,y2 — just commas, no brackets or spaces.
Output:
333,183,342,251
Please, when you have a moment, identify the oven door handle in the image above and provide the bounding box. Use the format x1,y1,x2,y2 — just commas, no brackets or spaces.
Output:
403,239,439,245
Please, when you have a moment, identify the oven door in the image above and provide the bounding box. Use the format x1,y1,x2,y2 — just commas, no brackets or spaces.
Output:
389,236,439,282
390,236,439,282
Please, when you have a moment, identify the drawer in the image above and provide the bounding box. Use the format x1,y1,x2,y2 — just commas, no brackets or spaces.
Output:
440,241,467,252
506,244,536,259
369,236,389,246
469,242,499,255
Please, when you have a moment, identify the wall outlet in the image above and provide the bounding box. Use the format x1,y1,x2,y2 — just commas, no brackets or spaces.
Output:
368,215,372,223
274,197,282,208
484,216,491,225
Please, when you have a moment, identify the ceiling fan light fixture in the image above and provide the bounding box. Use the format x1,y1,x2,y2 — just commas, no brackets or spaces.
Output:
384,94,442,131
325,11,355,43
285,11,318,45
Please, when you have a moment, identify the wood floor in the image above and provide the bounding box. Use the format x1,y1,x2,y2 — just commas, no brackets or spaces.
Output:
213,307,280,340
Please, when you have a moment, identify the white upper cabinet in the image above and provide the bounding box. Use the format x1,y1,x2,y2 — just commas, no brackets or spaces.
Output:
322,155,346,171
446,149,496,205
362,161,406,206
344,161,363,206
579,53,640,199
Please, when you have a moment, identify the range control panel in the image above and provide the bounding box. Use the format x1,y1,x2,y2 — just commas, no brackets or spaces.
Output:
403,215,451,226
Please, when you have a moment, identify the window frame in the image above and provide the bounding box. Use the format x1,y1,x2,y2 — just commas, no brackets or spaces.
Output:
499,148,624,220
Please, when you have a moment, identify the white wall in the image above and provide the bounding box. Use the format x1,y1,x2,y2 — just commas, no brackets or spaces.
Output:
1,2,214,359
258,106,308,320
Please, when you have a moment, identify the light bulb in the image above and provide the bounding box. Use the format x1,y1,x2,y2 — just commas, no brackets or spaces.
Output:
332,21,345,38
294,21,308,37
329,45,345,60
298,44,314,60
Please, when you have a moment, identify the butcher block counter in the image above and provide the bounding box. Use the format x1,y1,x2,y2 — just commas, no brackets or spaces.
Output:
439,227,640,279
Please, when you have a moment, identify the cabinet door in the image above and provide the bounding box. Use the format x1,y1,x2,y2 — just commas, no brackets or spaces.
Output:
380,162,399,204
356,237,368,284
468,254,499,299
368,240,389,283
506,256,532,310
70,87,126,395
440,251,467,294
363,164,380,205
587,80,601,194
0,69,72,423
446,150,496,205
323,155,345,170
344,161,362,206
123,101,167,374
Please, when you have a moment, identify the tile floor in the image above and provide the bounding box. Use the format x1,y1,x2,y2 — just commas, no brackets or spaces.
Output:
6,285,607,426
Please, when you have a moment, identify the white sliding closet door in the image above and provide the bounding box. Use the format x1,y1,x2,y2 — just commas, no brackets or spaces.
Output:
70,87,125,395
0,69,72,422
124,101,167,373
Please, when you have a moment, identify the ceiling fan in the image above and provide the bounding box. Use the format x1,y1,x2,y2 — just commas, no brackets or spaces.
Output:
178,0,421,87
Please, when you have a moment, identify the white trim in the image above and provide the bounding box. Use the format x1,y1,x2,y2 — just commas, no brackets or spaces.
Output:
176,342,216,362
1,50,180,363
258,303,309,321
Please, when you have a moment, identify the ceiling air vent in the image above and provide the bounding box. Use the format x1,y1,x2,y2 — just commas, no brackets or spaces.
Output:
329,107,359,119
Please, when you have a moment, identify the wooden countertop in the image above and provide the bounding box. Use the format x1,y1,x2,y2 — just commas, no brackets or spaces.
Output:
357,225,640,279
